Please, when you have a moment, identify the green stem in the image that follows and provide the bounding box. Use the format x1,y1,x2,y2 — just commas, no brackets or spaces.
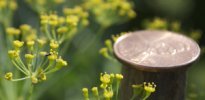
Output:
43,61,55,73
142,92,151,100
116,81,120,100
52,28,57,40
12,60,29,75
44,25,52,40
11,76,30,81
28,84,34,100
16,57,28,70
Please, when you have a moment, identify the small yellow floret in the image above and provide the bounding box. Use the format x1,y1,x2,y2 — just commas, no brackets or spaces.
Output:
66,15,79,26
144,82,156,93
27,40,35,46
48,54,58,60
103,90,113,99
5,72,13,80
6,27,20,35
25,54,35,59
100,73,110,84
56,58,68,67
91,87,98,96
50,41,59,49
8,50,19,58
40,51,47,56
20,24,31,31
39,73,46,81
13,40,24,48
57,27,68,34
31,76,38,84
116,74,123,80
82,88,89,98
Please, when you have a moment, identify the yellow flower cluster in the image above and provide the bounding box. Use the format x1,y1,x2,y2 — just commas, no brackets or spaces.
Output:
5,26,68,84
40,10,87,44
82,88,89,100
132,82,156,99
8,50,20,58
6,24,37,43
144,82,156,93
84,0,136,27
0,0,17,10
143,17,202,42
4,72,13,80
103,88,113,99
63,6,89,26
82,73,123,100
91,87,98,97
99,32,126,60
6,27,20,35
13,40,24,48
143,18,168,30
0,0,17,26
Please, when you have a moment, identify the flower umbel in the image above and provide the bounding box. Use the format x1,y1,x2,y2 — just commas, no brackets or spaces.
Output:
5,36,68,84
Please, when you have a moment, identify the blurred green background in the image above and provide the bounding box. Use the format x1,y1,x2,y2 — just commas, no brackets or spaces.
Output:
10,0,205,99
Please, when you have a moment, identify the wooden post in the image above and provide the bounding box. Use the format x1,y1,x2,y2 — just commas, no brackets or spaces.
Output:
113,30,200,100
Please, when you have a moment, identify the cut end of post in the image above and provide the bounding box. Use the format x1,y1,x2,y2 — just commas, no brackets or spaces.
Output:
114,30,200,72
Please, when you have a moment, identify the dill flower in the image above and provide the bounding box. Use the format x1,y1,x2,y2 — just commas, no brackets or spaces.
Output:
0,0,17,10
26,40,35,47
8,50,19,58
40,51,47,56
20,24,31,32
39,73,47,81
63,6,89,26
5,72,13,80
56,57,68,67
103,89,113,99
99,48,109,58
84,0,136,27
144,18,168,30
82,88,89,100
31,76,38,84
91,87,99,96
100,73,111,84
6,27,21,35
66,15,79,26
50,40,59,49
57,27,68,34
105,39,112,52
25,54,35,60
115,74,123,80
49,14,59,26
13,40,24,48
100,83,108,89
40,14,49,25
48,54,58,61
144,82,156,93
